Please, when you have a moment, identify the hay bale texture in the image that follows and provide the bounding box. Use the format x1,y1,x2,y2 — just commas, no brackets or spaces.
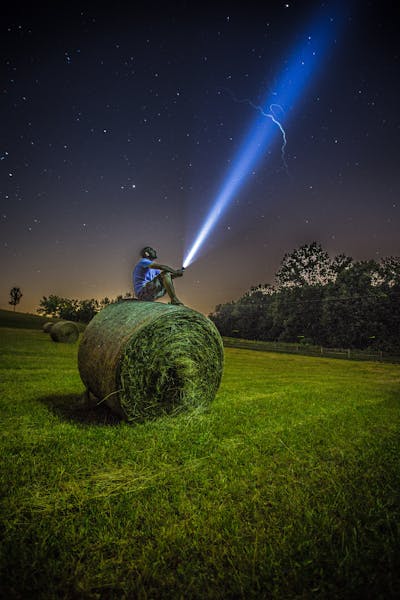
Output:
42,322,54,333
50,321,79,343
78,301,224,422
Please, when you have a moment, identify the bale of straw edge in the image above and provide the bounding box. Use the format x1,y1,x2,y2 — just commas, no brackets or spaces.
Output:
42,322,54,333
78,300,224,422
50,321,79,343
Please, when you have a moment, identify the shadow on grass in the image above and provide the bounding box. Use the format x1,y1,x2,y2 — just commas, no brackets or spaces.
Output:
39,393,122,426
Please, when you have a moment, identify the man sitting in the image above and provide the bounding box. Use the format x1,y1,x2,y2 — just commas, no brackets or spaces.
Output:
133,246,184,305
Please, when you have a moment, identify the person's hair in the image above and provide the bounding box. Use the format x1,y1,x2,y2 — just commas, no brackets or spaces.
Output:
140,246,156,258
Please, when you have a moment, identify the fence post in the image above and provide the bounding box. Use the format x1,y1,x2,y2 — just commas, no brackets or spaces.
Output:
320,346,324,355
347,349,351,359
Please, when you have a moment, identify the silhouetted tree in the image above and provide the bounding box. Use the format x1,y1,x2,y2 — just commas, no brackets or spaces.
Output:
37,295,62,317
37,295,99,322
321,260,395,349
100,297,111,309
209,302,238,337
378,256,400,288
77,299,100,323
57,298,80,321
9,287,23,311
275,241,352,288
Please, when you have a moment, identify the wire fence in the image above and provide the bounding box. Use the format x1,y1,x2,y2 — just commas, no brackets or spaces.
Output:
223,337,400,364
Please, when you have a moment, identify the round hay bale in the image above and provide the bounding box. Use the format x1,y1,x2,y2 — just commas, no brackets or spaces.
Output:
42,321,54,333
50,321,79,343
78,301,224,422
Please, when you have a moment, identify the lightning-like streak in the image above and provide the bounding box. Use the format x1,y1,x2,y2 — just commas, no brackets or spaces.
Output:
222,89,288,172
269,104,288,172
183,6,346,269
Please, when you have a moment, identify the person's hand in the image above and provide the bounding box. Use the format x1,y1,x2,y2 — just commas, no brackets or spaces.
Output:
175,268,184,277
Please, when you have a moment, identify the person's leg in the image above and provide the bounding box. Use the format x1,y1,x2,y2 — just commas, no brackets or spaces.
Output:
137,273,183,305
160,272,183,305
137,276,165,301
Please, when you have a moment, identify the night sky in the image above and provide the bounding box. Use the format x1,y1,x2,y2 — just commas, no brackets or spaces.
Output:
1,1,399,315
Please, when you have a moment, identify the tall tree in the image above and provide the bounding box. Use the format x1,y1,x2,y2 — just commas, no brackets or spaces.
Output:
9,287,23,312
275,242,352,288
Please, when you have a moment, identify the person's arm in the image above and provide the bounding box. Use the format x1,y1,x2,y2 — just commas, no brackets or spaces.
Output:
150,262,184,276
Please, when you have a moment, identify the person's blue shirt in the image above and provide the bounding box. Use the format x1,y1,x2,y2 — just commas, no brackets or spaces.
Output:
133,258,161,296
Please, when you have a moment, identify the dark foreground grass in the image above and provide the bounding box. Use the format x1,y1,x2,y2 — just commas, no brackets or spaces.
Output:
0,308,53,330
0,327,399,599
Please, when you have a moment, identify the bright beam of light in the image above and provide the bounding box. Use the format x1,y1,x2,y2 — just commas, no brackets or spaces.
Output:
183,7,344,269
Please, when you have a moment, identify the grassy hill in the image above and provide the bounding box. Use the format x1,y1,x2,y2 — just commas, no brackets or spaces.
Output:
1,326,399,598
0,308,55,329
0,309,87,331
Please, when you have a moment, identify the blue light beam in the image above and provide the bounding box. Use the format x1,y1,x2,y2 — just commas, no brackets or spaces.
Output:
183,7,344,268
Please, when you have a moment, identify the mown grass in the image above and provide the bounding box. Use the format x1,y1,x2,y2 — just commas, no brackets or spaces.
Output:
0,325,399,599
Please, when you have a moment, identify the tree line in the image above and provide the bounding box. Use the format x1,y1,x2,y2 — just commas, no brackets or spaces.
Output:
210,242,400,353
37,293,133,323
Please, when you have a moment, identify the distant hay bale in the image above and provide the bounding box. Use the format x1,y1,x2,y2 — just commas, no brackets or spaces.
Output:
42,322,54,333
78,301,224,422
50,321,79,343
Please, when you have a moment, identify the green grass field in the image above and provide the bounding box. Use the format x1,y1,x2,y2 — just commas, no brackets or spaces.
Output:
1,317,399,599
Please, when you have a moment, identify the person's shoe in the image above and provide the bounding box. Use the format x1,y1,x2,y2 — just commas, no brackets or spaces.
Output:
170,299,184,305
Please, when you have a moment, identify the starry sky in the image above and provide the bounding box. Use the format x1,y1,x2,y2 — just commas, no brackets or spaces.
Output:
1,1,399,315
